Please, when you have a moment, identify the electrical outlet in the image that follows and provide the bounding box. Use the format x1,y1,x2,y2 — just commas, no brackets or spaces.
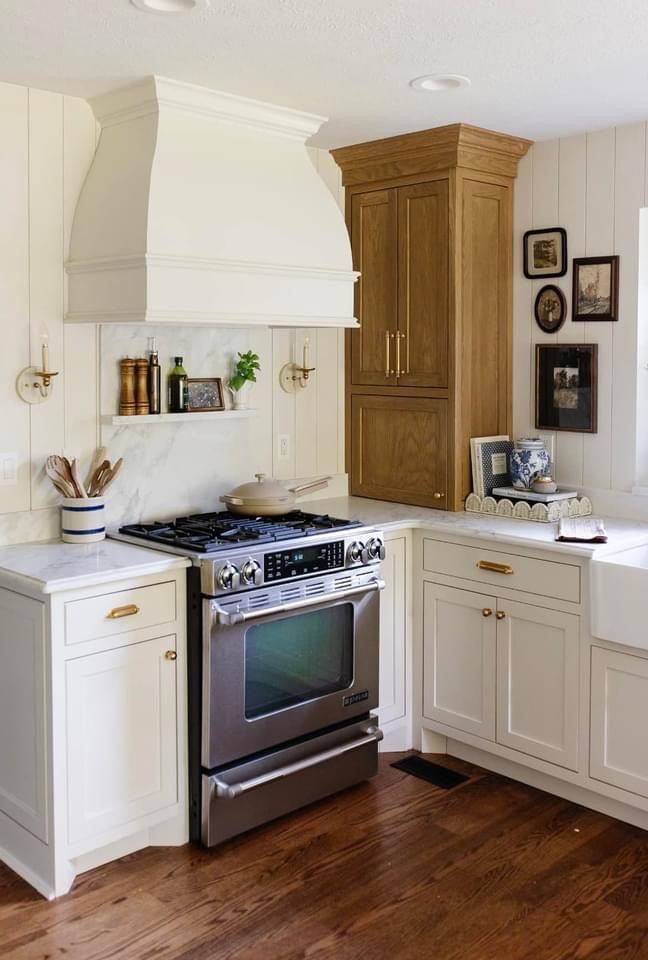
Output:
278,434,290,460
0,453,18,486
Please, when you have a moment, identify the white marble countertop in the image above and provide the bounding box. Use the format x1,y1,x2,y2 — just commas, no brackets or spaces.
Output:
310,496,648,558
0,539,190,598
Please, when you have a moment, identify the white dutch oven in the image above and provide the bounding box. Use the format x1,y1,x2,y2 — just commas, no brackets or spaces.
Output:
220,473,330,517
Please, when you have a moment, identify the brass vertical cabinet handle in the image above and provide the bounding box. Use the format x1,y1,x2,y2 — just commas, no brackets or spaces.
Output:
477,560,514,575
165,650,178,661
482,608,493,617
496,611,506,620
395,331,402,376
106,603,140,620
384,331,393,378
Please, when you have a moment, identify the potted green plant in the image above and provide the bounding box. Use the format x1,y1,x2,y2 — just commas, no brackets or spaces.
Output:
228,350,261,410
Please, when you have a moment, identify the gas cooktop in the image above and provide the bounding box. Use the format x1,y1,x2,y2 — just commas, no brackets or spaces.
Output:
118,510,363,554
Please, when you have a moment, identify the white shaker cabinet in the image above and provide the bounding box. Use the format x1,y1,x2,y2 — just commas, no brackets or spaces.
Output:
377,533,411,749
496,600,579,770
0,556,188,900
422,582,496,740
590,646,648,798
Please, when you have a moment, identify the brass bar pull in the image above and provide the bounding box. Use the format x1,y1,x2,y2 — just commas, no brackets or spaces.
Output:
165,650,178,661
106,603,140,620
496,611,506,620
482,608,493,618
385,331,392,378
477,560,514,575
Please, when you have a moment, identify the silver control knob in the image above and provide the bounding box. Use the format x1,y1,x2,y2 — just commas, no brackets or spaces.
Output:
241,559,263,586
217,562,240,591
366,537,386,561
347,541,365,564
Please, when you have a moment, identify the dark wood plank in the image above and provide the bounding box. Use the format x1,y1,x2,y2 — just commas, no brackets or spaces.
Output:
2,754,648,960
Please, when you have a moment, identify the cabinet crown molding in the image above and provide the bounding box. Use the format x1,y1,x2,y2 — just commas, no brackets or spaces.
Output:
331,123,533,186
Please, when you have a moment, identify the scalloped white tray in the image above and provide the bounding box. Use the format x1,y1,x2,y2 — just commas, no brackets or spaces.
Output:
465,492,593,523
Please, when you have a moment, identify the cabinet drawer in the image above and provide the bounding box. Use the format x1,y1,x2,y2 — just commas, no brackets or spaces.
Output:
423,539,580,603
65,581,176,646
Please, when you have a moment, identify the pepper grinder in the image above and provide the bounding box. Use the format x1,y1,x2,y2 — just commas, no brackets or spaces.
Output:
118,358,137,416
135,358,150,415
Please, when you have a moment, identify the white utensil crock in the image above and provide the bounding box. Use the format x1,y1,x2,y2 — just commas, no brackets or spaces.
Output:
61,497,106,543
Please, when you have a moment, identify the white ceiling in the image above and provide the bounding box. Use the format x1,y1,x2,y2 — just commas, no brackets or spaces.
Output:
2,0,648,147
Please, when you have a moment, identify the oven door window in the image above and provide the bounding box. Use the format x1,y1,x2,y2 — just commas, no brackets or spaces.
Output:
244,603,354,719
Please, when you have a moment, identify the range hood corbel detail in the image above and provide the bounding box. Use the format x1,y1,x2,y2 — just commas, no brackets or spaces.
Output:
66,76,359,328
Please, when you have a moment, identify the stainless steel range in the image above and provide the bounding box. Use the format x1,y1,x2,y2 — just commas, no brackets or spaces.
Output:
114,510,385,846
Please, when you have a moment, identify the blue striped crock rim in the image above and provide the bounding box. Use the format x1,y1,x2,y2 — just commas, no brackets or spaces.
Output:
62,503,104,512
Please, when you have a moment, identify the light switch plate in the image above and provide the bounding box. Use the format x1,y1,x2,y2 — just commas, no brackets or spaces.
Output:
0,453,18,486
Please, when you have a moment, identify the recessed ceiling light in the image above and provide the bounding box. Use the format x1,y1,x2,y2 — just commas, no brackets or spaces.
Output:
130,0,209,13
409,74,471,93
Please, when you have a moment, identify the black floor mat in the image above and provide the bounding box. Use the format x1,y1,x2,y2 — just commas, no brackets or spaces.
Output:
391,754,469,789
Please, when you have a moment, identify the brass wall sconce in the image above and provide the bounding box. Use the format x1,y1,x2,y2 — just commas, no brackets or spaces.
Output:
279,337,316,393
17,330,59,404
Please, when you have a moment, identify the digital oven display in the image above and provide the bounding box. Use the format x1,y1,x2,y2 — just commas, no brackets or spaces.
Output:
264,540,345,581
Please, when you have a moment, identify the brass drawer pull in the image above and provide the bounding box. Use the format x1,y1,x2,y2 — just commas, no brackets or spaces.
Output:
165,650,178,661
482,608,493,618
496,611,506,620
106,603,140,620
477,560,514,575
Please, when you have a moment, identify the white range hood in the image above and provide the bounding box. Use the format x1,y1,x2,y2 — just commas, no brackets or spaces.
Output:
66,76,358,328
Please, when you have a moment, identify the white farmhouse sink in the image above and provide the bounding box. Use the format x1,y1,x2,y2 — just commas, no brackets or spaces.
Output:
591,545,648,650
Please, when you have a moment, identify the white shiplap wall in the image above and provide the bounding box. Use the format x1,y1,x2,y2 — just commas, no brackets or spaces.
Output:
513,122,648,495
0,80,347,545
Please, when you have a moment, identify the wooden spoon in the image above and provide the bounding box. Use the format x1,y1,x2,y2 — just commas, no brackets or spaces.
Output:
98,458,124,495
70,459,88,498
88,460,110,497
84,446,107,492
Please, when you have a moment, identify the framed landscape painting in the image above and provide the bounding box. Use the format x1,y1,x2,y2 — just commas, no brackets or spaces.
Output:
535,343,598,433
572,255,619,321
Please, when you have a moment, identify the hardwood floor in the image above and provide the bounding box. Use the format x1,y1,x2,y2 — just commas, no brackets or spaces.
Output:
3,753,648,959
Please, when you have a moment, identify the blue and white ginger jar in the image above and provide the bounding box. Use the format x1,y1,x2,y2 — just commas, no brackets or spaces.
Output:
510,438,550,490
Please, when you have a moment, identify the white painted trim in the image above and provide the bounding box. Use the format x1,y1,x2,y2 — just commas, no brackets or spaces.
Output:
65,253,359,283
65,308,360,328
91,75,326,141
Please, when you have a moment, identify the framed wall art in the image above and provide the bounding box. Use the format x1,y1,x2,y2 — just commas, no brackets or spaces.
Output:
535,343,598,433
534,284,567,333
186,377,225,412
523,227,567,278
572,255,619,322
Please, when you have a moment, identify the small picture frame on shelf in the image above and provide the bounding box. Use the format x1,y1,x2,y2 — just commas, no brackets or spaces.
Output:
534,284,567,333
186,377,225,412
523,228,567,278
470,435,514,498
572,255,619,322
535,343,598,433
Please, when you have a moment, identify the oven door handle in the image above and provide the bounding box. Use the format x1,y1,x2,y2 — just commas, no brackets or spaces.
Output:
211,576,385,626
211,726,384,799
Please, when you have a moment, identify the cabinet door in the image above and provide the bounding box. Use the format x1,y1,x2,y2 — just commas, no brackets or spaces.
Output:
397,180,449,388
350,189,398,386
423,583,496,740
66,635,178,845
351,395,448,508
378,536,406,725
591,646,648,798
496,600,579,770
0,590,47,842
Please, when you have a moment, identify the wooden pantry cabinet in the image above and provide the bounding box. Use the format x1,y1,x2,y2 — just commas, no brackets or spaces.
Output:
332,125,531,510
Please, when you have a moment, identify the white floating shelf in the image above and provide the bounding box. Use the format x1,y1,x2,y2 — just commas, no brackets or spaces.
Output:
104,410,256,426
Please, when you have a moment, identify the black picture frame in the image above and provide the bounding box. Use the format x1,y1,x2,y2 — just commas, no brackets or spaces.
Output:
534,284,567,333
186,377,225,412
572,255,619,322
523,227,567,278
535,343,598,433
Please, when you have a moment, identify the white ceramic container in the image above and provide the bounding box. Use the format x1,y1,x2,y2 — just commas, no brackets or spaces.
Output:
61,497,106,543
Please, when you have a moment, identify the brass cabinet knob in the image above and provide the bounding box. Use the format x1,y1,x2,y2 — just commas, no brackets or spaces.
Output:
482,608,493,617
433,492,445,500
496,611,506,620
165,650,178,661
